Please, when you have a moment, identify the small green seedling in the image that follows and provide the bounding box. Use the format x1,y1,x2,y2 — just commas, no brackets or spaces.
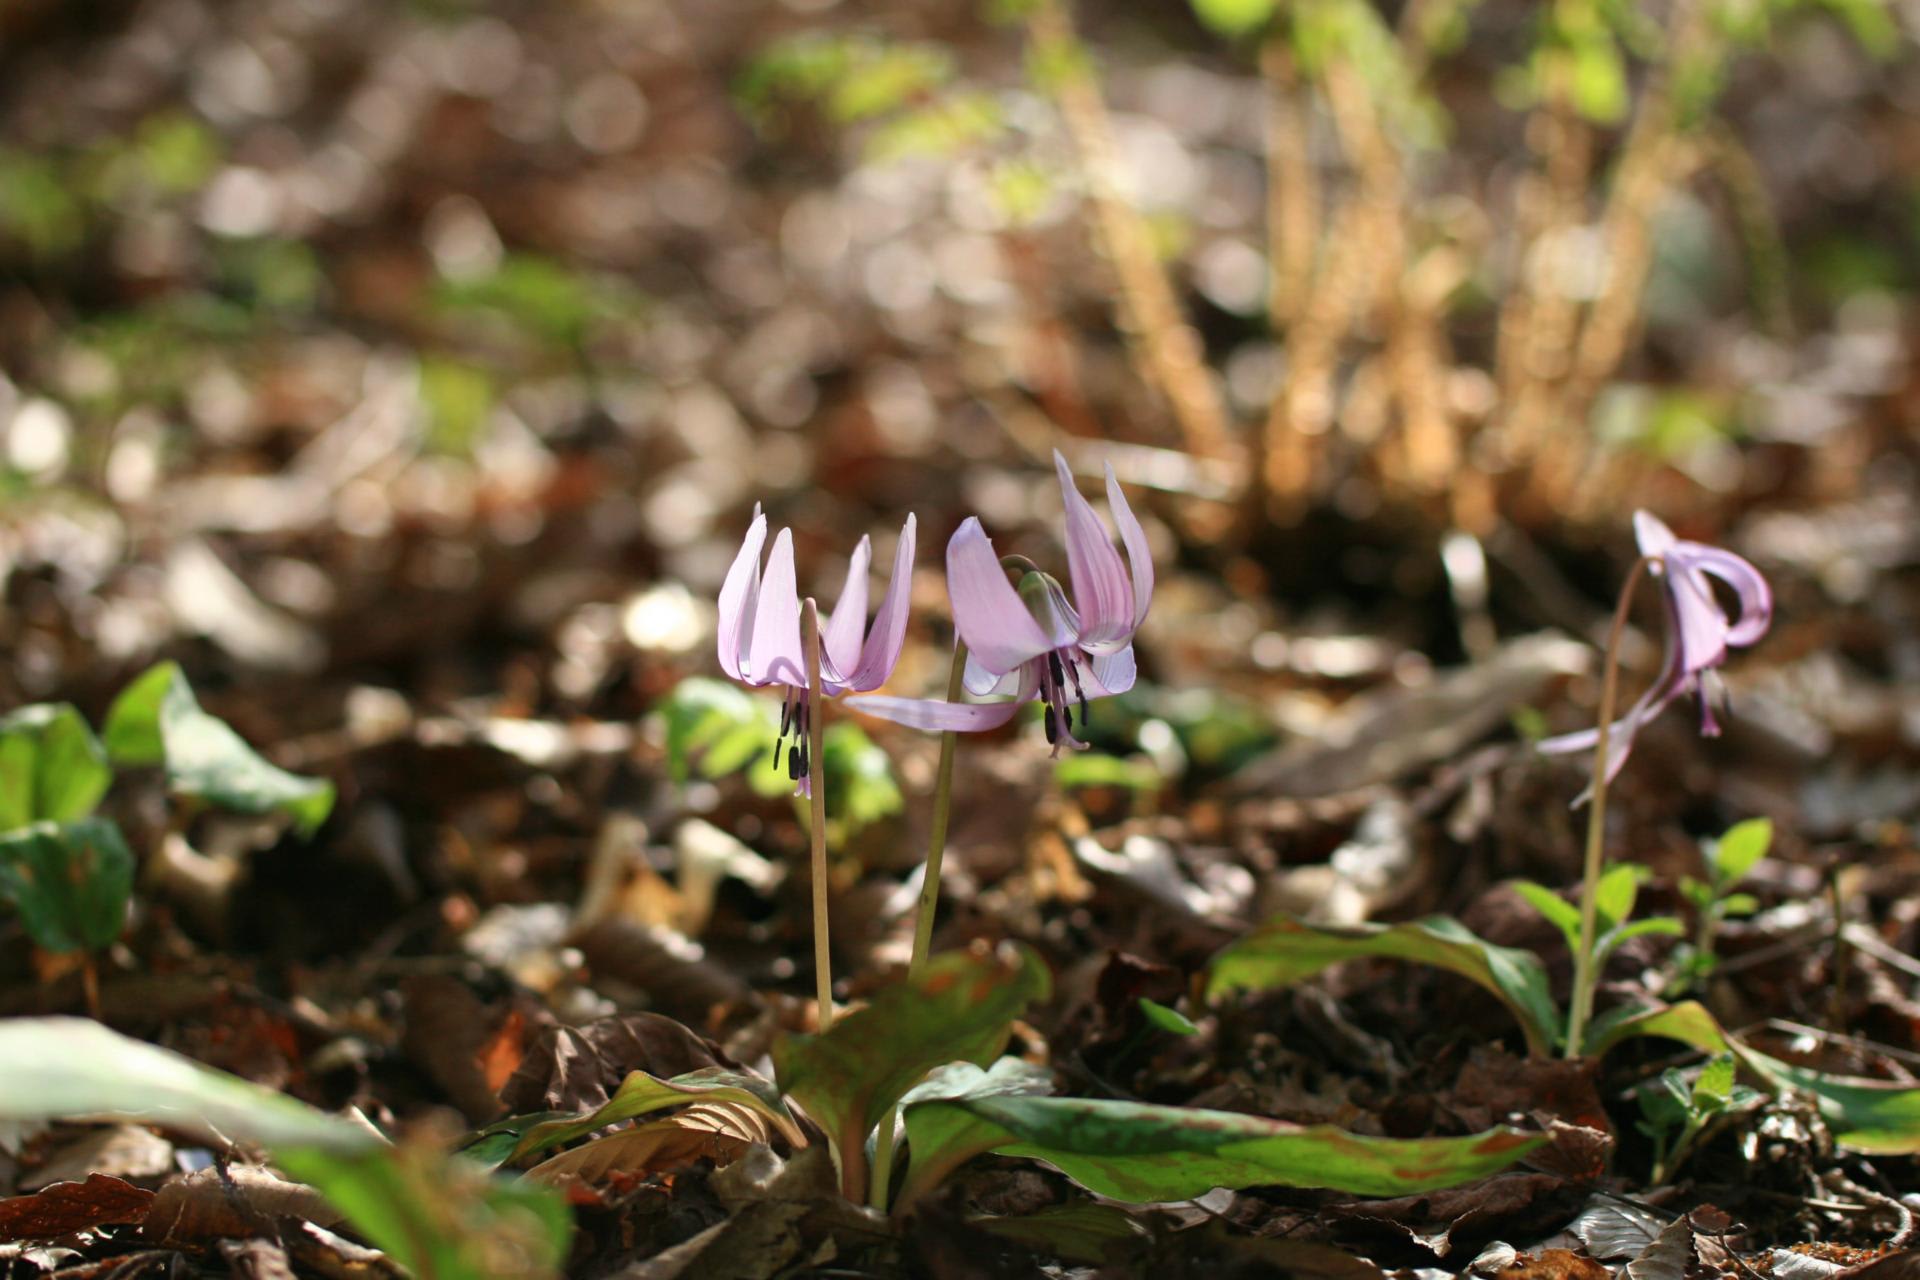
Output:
1670,817,1770,994
1513,864,1683,1051
1635,1052,1760,1183
0,663,334,1015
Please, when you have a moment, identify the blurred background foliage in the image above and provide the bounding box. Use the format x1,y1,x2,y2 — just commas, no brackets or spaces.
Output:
0,0,1915,868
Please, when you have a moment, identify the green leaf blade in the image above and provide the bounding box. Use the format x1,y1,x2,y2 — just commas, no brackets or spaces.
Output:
0,818,134,952
1206,915,1561,1056
775,945,1051,1192
103,662,334,835
902,1095,1543,1207
0,703,112,830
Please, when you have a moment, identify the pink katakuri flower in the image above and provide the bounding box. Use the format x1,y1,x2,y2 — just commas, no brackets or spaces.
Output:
1539,510,1771,801
850,451,1151,754
717,508,916,789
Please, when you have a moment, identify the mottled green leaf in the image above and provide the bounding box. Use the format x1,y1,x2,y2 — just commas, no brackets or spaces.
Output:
103,662,333,835
776,945,1051,1197
1207,915,1560,1056
0,703,111,831
898,1095,1544,1209
0,818,134,952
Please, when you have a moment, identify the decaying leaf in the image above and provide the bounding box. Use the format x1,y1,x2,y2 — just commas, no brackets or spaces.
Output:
0,1174,154,1240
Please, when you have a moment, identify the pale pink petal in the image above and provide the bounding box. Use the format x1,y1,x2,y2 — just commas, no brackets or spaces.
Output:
822,535,871,683
1632,510,1677,559
1105,462,1154,631
1679,544,1772,649
964,652,1018,697
947,517,1054,677
1080,644,1136,697
1023,568,1082,650
844,692,1031,732
1054,451,1134,652
845,515,917,692
747,528,806,687
716,508,767,681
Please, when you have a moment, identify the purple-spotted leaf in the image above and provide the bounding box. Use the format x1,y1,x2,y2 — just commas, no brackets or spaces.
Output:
1206,916,1560,1057
775,944,1050,1200
896,1094,1544,1211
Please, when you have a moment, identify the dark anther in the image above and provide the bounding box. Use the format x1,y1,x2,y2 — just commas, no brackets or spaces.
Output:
798,741,810,778
1044,709,1059,745
1079,692,1089,726
1048,651,1065,689
779,696,793,738
787,744,801,779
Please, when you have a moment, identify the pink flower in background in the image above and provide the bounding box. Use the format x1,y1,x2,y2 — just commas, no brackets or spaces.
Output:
717,508,916,788
852,451,1152,754
1540,510,1772,800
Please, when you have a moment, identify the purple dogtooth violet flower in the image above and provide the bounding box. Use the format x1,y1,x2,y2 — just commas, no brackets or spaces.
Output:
850,451,1152,755
716,506,917,793
1539,510,1771,800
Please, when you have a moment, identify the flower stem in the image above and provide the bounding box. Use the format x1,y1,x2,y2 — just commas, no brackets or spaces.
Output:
1564,554,1652,1059
802,598,833,1032
911,638,969,980
870,638,970,1212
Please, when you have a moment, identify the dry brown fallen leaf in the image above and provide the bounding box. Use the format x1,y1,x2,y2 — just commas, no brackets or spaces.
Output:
525,1101,766,1185
142,1165,342,1245
0,1175,154,1241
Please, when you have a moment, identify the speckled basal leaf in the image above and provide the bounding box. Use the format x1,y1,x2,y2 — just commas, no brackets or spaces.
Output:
775,945,1050,1196
103,661,333,835
0,703,112,831
0,819,134,952
899,1095,1544,1209
1206,915,1560,1057
507,1067,802,1164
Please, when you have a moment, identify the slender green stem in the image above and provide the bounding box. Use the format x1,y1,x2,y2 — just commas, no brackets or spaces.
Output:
802,599,833,1032
1565,555,1652,1059
911,639,969,979
870,638,971,1212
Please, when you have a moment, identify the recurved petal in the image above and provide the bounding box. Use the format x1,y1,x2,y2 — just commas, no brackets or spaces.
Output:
1679,543,1772,649
1665,564,1733,676
843,692,1031,733
1080,643,1136,697
716,508,767,681
822,535,871,682
747,528,806,687
846,515,917,692
1105,462,1154,632
964,651,1019,697
1633,510,1678,559
1054,451,1134,651
947,517,1055,676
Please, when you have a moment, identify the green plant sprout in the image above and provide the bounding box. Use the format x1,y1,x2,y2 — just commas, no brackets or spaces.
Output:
1669,816,1770,993
1635,1052,1760,1184
1514,863,1684,1049
0,662,333,1016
